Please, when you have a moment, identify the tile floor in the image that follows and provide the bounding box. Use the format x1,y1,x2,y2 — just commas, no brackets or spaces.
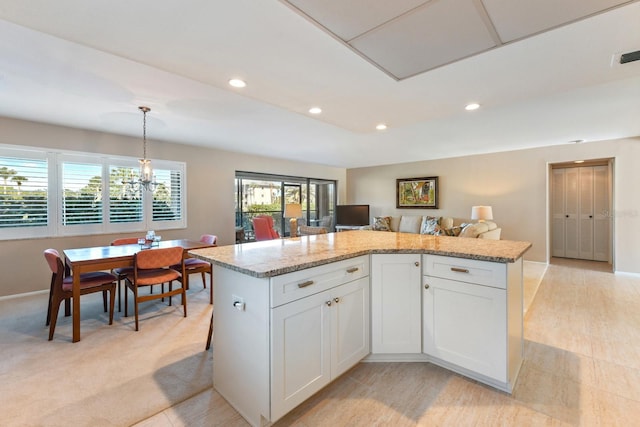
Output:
135,258,640,426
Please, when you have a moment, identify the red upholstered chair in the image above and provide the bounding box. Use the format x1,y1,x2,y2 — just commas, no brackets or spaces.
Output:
124,246,186,331
253,215,280,241
110,237,142,312
44,248,116,341
171,234,217,304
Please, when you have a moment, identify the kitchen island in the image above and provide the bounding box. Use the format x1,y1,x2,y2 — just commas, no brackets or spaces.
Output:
190,231,531,426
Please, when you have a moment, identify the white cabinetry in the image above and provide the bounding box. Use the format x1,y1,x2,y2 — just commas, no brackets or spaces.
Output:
212,256,370,426
370,254,422,354
422,254,523,392
271,276,369,421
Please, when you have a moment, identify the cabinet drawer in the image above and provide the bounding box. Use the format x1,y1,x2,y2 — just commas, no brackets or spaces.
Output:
271,256,369,307
423,254,506,289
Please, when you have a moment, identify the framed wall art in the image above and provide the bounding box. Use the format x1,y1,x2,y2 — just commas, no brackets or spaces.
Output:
396,176,439,209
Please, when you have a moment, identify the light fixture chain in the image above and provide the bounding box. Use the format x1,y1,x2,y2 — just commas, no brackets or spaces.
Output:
142,107,147,159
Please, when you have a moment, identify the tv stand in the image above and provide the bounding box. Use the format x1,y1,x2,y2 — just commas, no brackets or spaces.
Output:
335,225,364,232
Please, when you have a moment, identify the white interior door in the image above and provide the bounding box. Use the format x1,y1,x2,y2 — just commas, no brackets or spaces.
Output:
564,168,580,259
551,169,566,257
578,167,594,260
551,163,611,262
593,165,610,261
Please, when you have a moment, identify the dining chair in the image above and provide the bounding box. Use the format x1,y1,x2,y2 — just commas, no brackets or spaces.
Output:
110,237,142,312
124,246,186,331
171,234,217,304
44,248,116,341
253,215,279,241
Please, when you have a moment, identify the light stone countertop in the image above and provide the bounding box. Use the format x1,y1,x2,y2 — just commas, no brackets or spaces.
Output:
189,230,532,278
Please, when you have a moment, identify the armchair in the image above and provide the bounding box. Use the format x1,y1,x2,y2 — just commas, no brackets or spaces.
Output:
253,215,279,241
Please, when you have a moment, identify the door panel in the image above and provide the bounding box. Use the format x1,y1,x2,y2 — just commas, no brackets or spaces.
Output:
593,165,610,261
564,168,579,258
551,169,566,257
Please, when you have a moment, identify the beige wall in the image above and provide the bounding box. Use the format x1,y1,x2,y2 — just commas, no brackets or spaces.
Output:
347,137,640,274
0,117,346,297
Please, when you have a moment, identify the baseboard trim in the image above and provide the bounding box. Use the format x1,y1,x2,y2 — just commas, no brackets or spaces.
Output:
0,289,48,301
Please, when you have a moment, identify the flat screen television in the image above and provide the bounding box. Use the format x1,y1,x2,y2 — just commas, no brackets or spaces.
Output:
336,204,370,226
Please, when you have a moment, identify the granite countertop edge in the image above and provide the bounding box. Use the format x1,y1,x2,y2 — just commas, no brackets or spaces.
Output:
190,242,532,279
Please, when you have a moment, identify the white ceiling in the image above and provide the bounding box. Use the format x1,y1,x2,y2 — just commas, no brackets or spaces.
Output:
0,0,639,168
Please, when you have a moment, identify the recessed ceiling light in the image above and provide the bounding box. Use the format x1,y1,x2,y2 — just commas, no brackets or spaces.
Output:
309,107,322,114
229,79,246,88
375,123,387,131
574,160,585,164
465,103,480,111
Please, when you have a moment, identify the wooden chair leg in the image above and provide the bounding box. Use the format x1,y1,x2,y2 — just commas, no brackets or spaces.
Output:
102,290,108,312
124,281,129,317
201,272,206,288
48,295,63,341
205,309,213,350
64,298,71,317
133,285,139,331
46,274,55,326
209,272,213,305
117,278,122,312
182,287,187,317
108,285,116,325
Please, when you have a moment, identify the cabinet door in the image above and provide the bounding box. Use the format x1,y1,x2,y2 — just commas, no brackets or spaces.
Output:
371,254,422,354
271,290,331,421
423,276,507,382
332,277,370,378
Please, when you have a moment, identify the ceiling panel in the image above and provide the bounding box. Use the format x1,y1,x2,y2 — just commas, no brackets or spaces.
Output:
482,0,634,42
351,0,497,79
285,0,430,41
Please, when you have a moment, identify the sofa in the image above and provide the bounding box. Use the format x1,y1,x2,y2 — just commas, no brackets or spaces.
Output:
365,215,501,240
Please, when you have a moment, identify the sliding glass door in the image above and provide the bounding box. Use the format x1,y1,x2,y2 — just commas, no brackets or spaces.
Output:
235,172,336,241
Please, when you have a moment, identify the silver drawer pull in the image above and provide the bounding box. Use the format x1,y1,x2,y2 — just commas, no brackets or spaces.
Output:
346,267,359,273
451,267,470,273
297,280,315,288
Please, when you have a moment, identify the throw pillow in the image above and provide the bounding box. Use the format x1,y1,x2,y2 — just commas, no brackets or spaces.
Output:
420,216,441,235
398,215,423,233
371,216,391,231
459,222,489,238
442,226,463,237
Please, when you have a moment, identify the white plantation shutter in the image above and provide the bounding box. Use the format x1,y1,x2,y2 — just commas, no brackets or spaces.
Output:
109,165,143,224
0,144,186,240
61,161,103,226
0,152,49,236
152,168,183,223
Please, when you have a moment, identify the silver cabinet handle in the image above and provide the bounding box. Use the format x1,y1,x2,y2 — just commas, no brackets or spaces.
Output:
334,297,340,303
297,280,314,288
414,262,419,267
325,300,332,306
424,283,430,290
451,267,469,273
346,267,359,273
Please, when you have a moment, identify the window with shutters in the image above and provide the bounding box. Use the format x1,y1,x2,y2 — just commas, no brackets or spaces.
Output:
0,144,186,240
0,149,50,239
61,160,103,226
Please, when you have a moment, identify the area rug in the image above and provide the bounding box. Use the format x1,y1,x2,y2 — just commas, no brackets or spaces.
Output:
0,281,213,427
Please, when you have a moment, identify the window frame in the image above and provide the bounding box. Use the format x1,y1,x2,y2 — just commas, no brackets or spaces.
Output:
0,144,186,241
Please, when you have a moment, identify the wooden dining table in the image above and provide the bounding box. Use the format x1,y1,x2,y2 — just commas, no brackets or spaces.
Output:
63,239,214,343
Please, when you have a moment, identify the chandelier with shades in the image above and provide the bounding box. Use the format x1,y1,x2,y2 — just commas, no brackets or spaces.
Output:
123,106,158,194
